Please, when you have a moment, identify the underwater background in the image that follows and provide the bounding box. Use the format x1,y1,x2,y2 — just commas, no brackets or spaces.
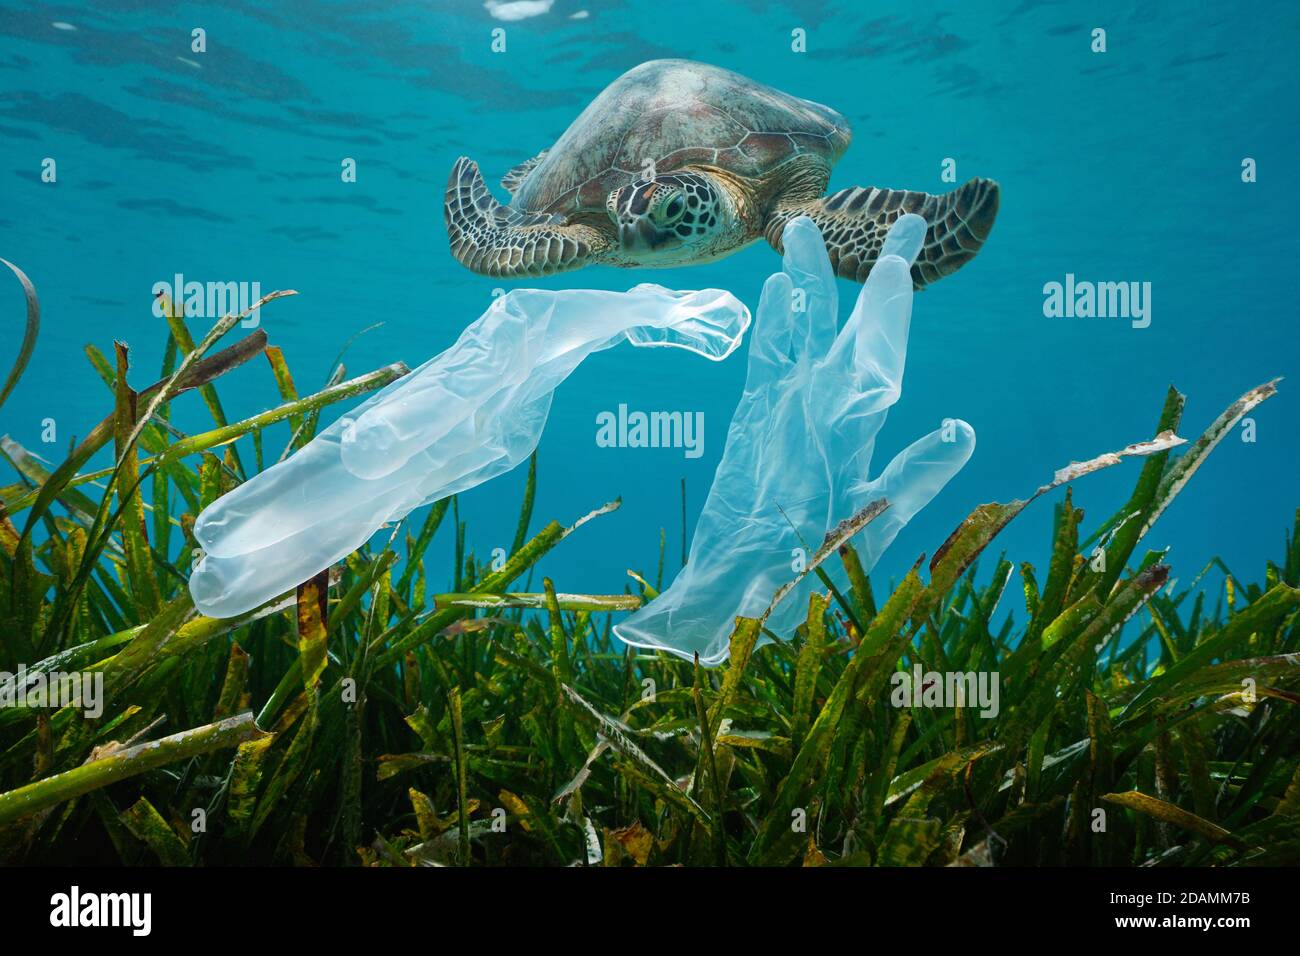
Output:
1,1,1296,612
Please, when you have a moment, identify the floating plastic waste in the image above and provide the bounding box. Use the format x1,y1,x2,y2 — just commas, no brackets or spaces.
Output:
189,285,750,618
613,215,976,666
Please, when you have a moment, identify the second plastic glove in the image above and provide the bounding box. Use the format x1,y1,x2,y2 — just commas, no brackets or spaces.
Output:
614,215,976,665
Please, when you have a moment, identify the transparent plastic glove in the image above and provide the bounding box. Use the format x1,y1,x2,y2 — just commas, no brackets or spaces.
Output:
189,284,750,618
614,215,975,665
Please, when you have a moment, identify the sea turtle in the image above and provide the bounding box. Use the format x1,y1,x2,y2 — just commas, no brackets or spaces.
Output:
445,59,999,286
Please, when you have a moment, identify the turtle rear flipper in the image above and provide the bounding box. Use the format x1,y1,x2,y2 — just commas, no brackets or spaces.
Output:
445,157,611,278
501,149,549,195
764,178,999,288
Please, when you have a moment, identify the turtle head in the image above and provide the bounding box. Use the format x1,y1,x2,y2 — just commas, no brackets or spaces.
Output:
607,173,726,264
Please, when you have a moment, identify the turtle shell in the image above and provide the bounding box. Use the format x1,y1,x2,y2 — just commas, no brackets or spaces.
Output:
509,59,851,217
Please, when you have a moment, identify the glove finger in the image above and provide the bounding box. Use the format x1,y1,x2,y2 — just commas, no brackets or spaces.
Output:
880,212,927,265
847,254,914,407
779,216,839,361
852,419,976,571
831,214,925,402
745,270,795,390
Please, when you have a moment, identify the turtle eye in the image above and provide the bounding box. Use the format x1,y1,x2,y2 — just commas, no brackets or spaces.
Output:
655,191,686,225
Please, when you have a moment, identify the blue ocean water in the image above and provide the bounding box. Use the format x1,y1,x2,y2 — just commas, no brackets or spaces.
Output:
1,2,1296,615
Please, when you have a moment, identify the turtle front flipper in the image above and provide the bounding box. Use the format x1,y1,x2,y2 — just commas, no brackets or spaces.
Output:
445,157,611,278
764,178,999,287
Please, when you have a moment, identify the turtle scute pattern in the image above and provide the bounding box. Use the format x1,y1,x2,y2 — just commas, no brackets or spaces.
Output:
510,59,850,218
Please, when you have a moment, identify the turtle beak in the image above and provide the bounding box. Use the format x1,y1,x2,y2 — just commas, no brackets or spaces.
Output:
620,217,664,252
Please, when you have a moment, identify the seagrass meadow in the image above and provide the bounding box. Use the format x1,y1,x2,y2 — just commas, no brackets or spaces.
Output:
0,261,1297,868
